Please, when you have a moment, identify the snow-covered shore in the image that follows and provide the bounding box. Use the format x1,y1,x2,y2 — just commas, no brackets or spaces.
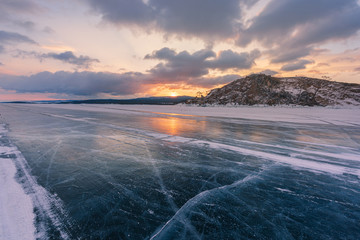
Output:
0,125,35,240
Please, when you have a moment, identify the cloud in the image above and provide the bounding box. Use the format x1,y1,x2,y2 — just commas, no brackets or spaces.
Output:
0,69,240,97
0,47,256,96
0,0,39,13
0,45,4,53
144,47,177,60
146,47,260,82
354,67,360,72
88,0,154,26
5,47,248,92
191,74,241,88
0,71,144,96
269,47,313,63
42,51,100,68
317,63,330,67
146,0,246,39
238,0,360,46
15,20,36,30
87,0,257,40
238,0,360,62
258,69,278,75
43,26,55,34
0,30,37,45
146,48,215,80
86,0,360,65
0,62,3,66
14,50,99,69
0,0,41,28
209,49,261,70
281,59,314,71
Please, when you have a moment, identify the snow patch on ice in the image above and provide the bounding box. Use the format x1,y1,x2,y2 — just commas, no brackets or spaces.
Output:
0,156,35,240
275,188,293,193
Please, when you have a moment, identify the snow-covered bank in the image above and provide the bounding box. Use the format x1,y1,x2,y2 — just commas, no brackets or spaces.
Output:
0,125,35,240
12,104,360,126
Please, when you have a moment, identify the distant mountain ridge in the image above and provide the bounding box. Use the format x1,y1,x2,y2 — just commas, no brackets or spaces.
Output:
187,74,360,106
4,96,192,105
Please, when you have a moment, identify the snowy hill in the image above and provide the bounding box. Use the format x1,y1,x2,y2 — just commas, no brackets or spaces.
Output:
187,74,360,106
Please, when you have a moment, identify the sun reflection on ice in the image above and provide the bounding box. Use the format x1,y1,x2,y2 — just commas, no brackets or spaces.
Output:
151,117,180,135
149,116,205,136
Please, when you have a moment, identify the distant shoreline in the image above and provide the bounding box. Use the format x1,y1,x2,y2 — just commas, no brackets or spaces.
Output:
1,96,193,105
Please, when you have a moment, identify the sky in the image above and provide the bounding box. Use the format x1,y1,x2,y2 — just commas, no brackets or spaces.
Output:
0,0,359,101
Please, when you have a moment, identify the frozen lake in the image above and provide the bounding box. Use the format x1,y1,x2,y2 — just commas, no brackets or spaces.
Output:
1,104,360,239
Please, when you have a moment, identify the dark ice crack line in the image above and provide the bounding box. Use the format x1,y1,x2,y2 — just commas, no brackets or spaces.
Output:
149,165,273,239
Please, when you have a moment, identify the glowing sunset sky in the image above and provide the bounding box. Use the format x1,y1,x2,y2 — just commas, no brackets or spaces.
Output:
0,0,359,101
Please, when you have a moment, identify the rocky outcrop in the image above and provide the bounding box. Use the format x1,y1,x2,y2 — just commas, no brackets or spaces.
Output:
187,74,360,106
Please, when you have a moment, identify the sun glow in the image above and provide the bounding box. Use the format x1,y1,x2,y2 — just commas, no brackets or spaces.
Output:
170,92,178,97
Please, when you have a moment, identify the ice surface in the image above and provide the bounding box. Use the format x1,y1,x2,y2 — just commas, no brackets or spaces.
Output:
0,104,359,239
